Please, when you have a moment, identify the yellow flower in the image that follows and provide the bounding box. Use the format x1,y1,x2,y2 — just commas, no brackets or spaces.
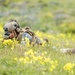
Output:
44,57,50,63
23,59,26,64
63,63,73,71
55,60,58,66
42,41,46,47
71,70,74,74
25,57,30,61
25,37,30,47
51,65,55,69
0,34,2,38
14,57,18,61
49,60,54,65
28,49,34,55
0,38,3,41
50,68,53,72
19,57,24,62
37,56,43,61
0,24,3,32
3,39,13,46
39,61,45,65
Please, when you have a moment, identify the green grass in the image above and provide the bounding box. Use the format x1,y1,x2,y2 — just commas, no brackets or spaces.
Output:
0,0,75,75
0,31,75,75
0,44,75,75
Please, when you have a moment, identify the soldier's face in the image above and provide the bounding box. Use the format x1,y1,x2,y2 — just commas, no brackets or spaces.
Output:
3,21,20,39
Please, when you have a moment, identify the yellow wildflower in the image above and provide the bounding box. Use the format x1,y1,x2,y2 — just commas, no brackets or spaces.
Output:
71,70,74,74
50,68,53,72
0,24,3,32
63,63,74,71
49,60,54,65
14,58,18,61
51,65,55,69
42,41,46,47
3,39,13,46
25,37,30,47
19,57,24,62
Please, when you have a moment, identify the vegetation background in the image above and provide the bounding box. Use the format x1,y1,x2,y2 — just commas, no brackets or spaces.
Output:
1,0,75,33
0,0,75,75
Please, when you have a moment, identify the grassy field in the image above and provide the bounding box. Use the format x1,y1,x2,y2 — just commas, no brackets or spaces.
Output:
0,25,75,75
0,0,75,75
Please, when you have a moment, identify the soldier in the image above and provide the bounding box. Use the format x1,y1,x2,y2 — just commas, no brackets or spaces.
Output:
3,19,48,46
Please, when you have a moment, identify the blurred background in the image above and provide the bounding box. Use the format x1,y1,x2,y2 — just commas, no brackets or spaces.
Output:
0,0,75,34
